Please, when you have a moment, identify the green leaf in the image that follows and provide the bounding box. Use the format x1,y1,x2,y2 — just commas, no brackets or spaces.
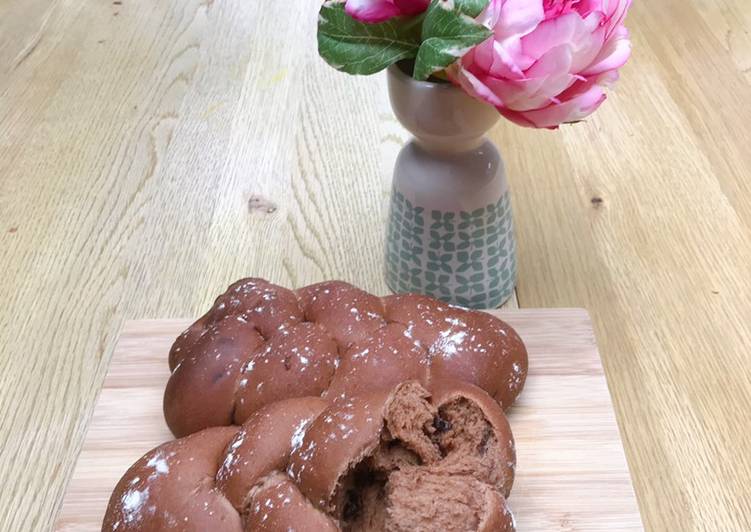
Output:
455,0,491,18
318,3,423,76
413,0,491,81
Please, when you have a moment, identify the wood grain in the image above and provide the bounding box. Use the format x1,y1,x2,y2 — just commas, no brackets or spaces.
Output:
52,311,641,531
0,0,750,530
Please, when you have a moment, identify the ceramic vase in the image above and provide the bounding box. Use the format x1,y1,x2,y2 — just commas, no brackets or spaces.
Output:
384,62,517,309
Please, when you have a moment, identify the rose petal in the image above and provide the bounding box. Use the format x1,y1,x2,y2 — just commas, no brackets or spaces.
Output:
345,0,401,23
605,0,632,37
504,84,607,129
393,0,430,16
580,26,631,76
488,0,544,40
448,64,506,108
520,13,581,58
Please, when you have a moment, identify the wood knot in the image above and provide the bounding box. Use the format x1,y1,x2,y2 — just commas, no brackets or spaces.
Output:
590,196,604,208
8,227,17,234
248,195,277,215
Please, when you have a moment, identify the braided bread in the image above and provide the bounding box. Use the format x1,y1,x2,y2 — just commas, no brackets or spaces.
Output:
164,279,528,438
104,380,516,531
104,279,528,530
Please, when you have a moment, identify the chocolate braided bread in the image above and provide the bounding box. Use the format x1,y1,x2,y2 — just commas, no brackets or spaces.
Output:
104,380,517,531
164,279,528,438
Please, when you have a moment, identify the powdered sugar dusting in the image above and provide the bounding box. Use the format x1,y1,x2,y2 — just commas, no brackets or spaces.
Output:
120,486,149,525
433,329,468,357
509,362,524,390
218,433,246,480
146,453,170,477
290,418,311,453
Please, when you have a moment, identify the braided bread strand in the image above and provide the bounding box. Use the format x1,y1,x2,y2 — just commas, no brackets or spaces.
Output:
164,279,528,438
105,380,516,531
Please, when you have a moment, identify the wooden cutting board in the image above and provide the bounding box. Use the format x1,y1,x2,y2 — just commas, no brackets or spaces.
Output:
53,309,643,531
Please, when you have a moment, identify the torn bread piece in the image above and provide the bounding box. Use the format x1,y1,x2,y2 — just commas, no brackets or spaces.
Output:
288,380,516,531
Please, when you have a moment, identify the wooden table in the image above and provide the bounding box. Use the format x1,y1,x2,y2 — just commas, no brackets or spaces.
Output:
1,1,749,530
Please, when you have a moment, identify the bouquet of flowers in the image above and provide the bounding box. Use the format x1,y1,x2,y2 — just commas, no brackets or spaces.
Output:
318,0,632,128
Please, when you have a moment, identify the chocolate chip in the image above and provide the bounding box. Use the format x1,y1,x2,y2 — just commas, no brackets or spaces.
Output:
433,416,452,434
342,490,361,521
478,426,493,455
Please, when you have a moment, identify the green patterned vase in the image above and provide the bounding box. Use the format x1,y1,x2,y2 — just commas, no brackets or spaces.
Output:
384,62,517,309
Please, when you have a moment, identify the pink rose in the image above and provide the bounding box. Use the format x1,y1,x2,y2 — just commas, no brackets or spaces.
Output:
449,0,632,128
345,0,430,23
